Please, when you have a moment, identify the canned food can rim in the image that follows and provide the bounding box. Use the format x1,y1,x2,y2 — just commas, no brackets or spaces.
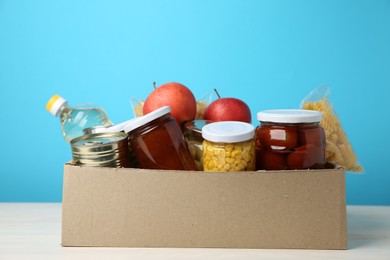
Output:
71,132,128,145
70,132,131,168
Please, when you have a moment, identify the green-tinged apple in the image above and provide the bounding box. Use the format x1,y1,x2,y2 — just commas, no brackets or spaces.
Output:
203,89,252,123
143,82,197,125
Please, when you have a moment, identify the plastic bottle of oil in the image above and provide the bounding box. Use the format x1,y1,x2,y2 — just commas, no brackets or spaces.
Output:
46,94,112,143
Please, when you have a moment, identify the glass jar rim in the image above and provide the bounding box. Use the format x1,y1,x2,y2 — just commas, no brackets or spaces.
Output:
123,106,171,133
184,120,214,134
257,109,322,123
202,121,255,143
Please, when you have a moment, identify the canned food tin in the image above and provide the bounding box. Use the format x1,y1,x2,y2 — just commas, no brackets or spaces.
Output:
70,132,131,168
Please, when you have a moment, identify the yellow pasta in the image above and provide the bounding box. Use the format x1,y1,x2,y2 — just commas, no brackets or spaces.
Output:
302,98,363,172
195,100,208,119
133,100,144,117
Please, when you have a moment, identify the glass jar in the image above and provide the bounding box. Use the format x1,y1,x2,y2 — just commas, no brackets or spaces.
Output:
202,121,255,172
124,106,197,171
256,109,326,170
183,120,213,170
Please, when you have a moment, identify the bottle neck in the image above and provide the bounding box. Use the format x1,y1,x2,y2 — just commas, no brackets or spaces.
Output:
55,103,68,117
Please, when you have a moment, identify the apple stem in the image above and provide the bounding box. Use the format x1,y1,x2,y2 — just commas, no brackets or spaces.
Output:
153,82,157,89
214,88,221,99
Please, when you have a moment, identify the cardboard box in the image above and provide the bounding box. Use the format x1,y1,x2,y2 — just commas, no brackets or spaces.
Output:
61,164,347,249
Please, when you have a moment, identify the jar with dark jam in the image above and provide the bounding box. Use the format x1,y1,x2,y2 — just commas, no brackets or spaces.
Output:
255,109,326,170
124,106,197,171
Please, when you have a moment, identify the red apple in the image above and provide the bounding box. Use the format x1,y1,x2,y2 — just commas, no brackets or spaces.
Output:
203,89,251,123
143,82,197,125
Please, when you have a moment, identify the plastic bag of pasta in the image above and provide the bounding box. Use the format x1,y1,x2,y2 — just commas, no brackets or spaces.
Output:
300,85,363,172
130,97,144,117
194,91,213,119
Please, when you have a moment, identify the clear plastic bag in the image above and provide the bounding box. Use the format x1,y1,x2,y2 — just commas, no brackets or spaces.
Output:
130,97,144,117
195,91,213,119
300,85,363,172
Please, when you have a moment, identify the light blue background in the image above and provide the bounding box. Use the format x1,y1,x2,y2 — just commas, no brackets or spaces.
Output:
0,0,389,204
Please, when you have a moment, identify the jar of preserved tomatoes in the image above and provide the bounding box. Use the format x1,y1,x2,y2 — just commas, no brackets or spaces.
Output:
202,121,255,172
123,106,197,171
256,109,326,170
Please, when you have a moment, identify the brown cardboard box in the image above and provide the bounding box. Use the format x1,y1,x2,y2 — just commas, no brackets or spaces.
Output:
61,164,347,249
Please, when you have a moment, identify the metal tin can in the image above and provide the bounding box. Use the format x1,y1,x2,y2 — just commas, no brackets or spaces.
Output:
70,132,131,168
82,119,141,168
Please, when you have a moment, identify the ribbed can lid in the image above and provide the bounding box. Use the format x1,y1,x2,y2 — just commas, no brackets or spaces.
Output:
70,132,130,168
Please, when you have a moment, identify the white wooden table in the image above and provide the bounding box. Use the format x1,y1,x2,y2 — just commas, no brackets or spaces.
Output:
0,204,389,259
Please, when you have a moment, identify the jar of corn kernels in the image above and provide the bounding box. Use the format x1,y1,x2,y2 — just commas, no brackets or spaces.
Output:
202,121,255,172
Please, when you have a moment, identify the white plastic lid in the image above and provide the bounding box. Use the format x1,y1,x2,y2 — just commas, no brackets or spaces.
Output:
123,106,171,133
46,94,67,116
257,109,322,123
202,121,255,143
104,118,137,132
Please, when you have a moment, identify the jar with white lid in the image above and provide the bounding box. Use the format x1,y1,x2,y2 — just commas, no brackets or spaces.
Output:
124,106,197,171
202,121,255,172
256,109,326,170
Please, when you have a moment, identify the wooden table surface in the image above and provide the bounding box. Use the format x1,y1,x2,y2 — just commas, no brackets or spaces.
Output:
0,204,389,259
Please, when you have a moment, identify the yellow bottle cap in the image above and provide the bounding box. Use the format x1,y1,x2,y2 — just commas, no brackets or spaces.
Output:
46,94,67,116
